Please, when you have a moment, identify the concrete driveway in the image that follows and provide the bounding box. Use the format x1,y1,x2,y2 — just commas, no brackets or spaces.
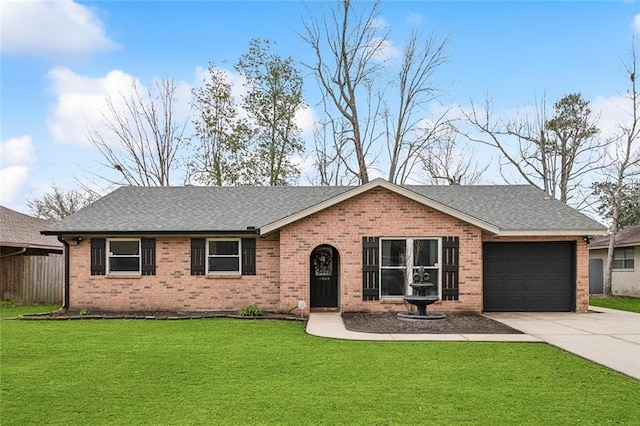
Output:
485,307,640,380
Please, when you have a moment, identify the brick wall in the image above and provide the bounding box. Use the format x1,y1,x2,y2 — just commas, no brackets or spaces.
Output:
67,234,281,312
277,187,483,313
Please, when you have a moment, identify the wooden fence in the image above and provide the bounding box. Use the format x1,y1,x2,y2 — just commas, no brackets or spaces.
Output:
0,254,63,305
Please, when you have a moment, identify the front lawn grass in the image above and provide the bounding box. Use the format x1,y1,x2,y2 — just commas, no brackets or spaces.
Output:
0,301,60,319
2,319,639,425
590,296,640,313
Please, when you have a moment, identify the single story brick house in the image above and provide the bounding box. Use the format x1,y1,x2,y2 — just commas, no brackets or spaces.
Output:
589,224,640,297
42,179,606,313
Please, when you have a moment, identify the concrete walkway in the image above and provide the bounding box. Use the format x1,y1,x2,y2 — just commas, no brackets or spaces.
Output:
306,307,640,380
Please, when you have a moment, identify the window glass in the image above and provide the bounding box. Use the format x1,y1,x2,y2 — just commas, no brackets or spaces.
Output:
209,257,240,272
414,239,438,267
108,239,140,274
208,240,241,274
209,240,239,256
110,240,139,256
381,269,406,296
109,257,140,272
380,238,440,297
382,240,406,267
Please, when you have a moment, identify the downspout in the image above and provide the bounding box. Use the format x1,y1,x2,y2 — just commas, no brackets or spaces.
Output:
58,235,70,310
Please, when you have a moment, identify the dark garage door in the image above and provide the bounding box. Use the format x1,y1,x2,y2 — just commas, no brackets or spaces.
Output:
483,242,574,312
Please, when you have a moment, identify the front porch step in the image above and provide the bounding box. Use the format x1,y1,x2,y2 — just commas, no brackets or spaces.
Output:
310,307,340,313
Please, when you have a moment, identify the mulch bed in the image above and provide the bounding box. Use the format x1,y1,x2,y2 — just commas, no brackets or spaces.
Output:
342,312,522,334
17,309,305,322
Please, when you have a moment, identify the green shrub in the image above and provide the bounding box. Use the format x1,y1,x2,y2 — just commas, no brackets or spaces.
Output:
238,304,263,317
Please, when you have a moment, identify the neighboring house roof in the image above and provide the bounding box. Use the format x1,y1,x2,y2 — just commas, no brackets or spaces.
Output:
1,206,63,250
589,223,640,249
42,179,606,237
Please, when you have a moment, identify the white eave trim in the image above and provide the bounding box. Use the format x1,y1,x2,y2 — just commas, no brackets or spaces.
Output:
259,178,502,235
494,229,609,237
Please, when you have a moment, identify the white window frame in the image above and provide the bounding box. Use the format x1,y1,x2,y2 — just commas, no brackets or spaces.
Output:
107,238,141,275
379,237,441,298
207,238,242,275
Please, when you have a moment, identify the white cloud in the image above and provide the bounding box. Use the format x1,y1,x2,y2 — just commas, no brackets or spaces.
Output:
592,95,628,140
371,36,400,63
633,14,640,33
371,17,389,30
0,135,37,207
295,105,318,139
193,65,248,100
0,135,37,166
47,67,193,148
47,67,135,146
406,13,422,26
592,94,640,158
1,0,119,58
0,166,30,206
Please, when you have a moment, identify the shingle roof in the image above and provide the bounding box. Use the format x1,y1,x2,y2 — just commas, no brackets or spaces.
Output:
589,223,640,249
1,206,63,250
42,179,606,236
405,184,602,232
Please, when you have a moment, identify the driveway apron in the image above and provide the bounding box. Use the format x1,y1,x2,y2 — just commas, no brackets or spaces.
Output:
485,307,640,380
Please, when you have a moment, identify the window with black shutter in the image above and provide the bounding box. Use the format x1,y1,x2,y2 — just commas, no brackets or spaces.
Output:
363,236,459,301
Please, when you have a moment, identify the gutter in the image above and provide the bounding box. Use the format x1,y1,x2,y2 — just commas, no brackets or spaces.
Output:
0,247,26,259
57,235,70,310
41,229,261,236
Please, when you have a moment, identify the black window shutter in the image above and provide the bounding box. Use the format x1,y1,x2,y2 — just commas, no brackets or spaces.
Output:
91,238,106,276
362,237,380,300
191,238,206,275
241,238,256,275
442,237,459,301
141,238,156,276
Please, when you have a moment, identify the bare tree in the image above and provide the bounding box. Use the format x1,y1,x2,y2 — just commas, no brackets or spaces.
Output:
301,0,388,184
27,185,97,221
386,30,450,184
309,95,363,186
593,42,640,296
421,124,489,185
86,77,188,186
464,93,606,208
301,1,450,185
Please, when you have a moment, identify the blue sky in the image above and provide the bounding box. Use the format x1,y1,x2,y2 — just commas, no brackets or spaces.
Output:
1,0,638,215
